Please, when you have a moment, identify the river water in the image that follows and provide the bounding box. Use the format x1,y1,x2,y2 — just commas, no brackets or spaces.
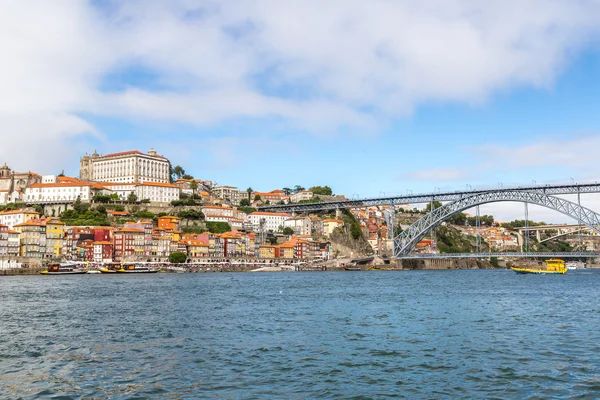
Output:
2,269,600,399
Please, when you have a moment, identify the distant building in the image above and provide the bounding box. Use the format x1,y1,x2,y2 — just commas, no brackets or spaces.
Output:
290,190,313,203
0,163,42,204
24,181,111,203
79,149,170,184
247,212,292,232
323,219,343,236
212,185,245,205
0,208,40,229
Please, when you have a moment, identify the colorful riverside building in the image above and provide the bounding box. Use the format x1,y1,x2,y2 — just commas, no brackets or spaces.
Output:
93,241,114,263
14,218,46,259
157,216,181,241
0,225,20,258
113,227,145,262
0,224,8,256
45,218,65,258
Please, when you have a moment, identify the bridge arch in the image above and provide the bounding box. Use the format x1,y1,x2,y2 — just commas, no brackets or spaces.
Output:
394,190,600,257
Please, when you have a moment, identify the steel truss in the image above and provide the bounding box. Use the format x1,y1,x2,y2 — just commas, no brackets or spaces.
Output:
259,182,600,213
394,190,600,258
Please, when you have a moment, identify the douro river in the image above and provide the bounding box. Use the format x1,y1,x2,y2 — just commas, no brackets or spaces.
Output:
2,269,600,398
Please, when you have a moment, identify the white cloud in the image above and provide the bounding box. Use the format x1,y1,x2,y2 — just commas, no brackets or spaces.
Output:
1,0,600,172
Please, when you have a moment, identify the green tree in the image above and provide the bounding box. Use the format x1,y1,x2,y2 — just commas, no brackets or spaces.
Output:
447,212,467,226
282,187,292,195
127,192,138,203
182,174,194,180
283,227,294,235
254,194,262,201
246,187,253,200
172,165,186,180
135,210,155,219
92,194,111,203
169,252,187,264
425,201,443,212
206,221,231,233
178,209,204,220
293,185,305,193
239,198,251,207
168,161,174,183
190,180,198,196
309,185,333,196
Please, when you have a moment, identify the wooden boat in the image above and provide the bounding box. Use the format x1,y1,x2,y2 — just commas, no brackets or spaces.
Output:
344,266,362,271
115,263,159,273
511,258,567,274
40,262,87,275
98,262,121,273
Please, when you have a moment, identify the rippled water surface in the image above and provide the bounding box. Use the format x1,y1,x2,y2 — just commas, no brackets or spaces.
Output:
2,270,600,398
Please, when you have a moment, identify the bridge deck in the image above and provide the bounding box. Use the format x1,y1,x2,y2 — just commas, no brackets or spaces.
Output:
260,182,600,212
397,252,600,259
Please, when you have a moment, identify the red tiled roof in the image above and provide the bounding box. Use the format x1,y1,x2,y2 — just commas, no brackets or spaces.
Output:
100,150,167,160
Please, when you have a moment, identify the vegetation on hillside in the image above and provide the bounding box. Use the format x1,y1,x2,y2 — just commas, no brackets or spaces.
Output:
342,209,363,240
435,225,485,253
60,199,110,226
309,186,333,195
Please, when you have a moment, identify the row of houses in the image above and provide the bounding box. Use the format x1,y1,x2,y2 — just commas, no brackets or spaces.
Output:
0,210,332,264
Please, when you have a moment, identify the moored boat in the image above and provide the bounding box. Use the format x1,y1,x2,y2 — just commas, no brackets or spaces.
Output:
115,263,159,273
40,262,87,275
98,262,121,273
511,258,567,274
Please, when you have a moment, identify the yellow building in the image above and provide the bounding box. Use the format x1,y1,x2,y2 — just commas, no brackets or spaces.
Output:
259,245,276,259
277,243,295,259
45,218,65,257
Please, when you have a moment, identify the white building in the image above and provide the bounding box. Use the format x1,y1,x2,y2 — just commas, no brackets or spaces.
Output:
290,191,314,203
135,182,180,203
0,208,40,229
202,205,235,218
247,212,292,232
42,175,57,184
79,149,171,184
323,219,344,236
102,183,136,200
284,216,312,235
25,182,110,203
212,185,245,205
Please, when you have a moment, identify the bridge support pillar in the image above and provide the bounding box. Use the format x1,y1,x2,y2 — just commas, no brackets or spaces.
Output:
335,208,342,218
536,231,541,242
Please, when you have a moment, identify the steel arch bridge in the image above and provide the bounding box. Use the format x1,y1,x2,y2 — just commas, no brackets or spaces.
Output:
394,190,600,258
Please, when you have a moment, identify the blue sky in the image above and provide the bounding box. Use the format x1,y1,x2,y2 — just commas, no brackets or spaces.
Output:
2,0,600,221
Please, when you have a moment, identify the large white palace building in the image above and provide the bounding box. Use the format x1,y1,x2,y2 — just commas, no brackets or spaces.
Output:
79,149,170,184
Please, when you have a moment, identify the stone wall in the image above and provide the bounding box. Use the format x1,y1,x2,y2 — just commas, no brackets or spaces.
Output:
391,258,495,270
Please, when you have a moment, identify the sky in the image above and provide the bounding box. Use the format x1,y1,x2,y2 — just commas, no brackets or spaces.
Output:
2,0,600,222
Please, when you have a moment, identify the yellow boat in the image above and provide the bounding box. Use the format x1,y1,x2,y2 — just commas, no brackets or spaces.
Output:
115,263,159,273
511,258,567,274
